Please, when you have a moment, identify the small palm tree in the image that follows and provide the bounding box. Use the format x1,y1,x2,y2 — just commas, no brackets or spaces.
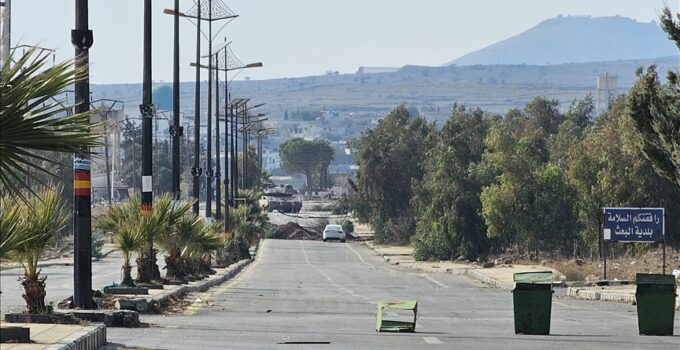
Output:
8,187,67,313
156,200,195,281
0,46,101,198
114,221,145,286
97,196,144,287
184,221,223,276
0,196,28,260
136,194,191,283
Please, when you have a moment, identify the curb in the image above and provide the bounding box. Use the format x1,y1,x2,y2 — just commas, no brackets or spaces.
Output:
43,324,107,350
145,258,252,311
567,287,680,309
464,269,514,290
127,242,262,313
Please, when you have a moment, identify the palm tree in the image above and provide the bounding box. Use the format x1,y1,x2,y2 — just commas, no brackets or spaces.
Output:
7,187,67,313
184,221,223,276
135,194,190,283
156,200,195,281
0,46,101,198
113,222,145,286
0,195,27,260
96,196,144,286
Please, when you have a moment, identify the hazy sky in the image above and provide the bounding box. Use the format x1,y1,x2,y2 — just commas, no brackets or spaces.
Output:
8,0,680,84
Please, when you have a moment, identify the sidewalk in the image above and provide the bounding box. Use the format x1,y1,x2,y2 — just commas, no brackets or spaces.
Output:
365,240,680,310
365,241,561,289
0,322,106,350
567,284,680,309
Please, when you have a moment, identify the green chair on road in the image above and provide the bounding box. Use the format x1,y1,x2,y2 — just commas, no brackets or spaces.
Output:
512,271,553,335
375,300,418,332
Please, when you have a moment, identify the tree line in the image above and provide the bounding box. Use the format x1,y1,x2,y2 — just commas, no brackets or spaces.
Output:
349,8,680,261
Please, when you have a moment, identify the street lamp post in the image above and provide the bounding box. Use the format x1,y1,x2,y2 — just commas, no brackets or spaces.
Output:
165,0,238,219
72,0,94,309
171,0,181,201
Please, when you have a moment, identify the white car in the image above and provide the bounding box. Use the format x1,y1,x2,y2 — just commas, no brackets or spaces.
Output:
323,224,346,242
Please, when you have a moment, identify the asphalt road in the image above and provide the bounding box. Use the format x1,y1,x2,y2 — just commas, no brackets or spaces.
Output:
106,240,680,349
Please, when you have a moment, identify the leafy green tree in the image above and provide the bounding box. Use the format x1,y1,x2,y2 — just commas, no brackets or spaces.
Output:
0,47,101,198
625,8,680,188
238,145,270,189
480,98,578,256
351,105,433,243
279,138,334,190
412,106,491,260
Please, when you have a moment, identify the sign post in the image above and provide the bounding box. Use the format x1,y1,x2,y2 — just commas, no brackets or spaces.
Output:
603,207,665,278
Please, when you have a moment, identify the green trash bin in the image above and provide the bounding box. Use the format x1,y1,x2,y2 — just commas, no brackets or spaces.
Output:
635,273,677,336
512,271,553,335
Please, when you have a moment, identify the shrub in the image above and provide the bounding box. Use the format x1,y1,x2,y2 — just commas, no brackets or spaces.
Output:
342,220,354,234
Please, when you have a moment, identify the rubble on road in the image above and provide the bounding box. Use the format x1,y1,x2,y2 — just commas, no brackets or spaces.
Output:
275,222,320,240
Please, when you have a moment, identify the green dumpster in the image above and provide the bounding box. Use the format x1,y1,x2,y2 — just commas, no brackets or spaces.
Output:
512,271,553,335
635,273,677,336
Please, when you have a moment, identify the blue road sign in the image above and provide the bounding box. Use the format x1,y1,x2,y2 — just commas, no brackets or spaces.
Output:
603,207,664,243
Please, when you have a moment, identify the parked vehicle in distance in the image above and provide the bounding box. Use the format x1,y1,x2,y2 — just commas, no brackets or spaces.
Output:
323,224,346,242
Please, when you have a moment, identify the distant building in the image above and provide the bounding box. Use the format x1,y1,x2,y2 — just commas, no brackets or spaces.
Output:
356,66,400,74
596,73,618,114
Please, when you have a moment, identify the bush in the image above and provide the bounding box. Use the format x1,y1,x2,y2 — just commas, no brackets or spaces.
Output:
342,220,354,234
265,226,280,239
413,228,453,261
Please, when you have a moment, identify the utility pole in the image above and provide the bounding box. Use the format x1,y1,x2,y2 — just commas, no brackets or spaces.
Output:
72,0,94,309
192,3,202,215
171,0,181,201
214,53,222,220
0,0,10,67
141,0,153,216
140,0,155,282
205,0,213,222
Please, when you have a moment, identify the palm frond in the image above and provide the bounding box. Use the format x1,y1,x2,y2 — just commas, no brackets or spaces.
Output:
0,46,103,198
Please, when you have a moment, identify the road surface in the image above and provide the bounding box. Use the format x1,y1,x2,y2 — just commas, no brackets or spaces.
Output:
105,239,680,349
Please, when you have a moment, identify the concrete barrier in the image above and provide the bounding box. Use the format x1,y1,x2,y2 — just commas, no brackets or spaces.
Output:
43,324,106,350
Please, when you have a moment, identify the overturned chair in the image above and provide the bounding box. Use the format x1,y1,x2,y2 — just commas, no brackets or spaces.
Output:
375,300,418,332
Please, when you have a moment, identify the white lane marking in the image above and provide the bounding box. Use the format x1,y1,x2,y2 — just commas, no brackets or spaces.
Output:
344,242,375,269
420,273,449,288
423,337,442,344
301,240,379,305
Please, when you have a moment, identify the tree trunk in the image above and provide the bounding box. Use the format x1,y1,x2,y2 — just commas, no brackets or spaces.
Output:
164,250,185,281
121,264,134,287
136,246,161,283
21,275,47,314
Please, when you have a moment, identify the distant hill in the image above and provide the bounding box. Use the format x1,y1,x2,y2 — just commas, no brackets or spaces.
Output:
92,56,678,120
445,15,678,66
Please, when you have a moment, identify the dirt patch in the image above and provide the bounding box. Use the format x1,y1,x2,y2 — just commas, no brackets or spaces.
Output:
512,249,680,282
274,222,320,240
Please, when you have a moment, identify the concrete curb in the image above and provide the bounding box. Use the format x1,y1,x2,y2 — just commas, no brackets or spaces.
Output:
43,324,107,350
129,242,261,313
145,258,252,311
464,269,514,290
567,287,680,309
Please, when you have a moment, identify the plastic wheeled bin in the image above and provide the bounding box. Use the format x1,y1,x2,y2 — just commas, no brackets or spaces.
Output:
512,271,553,335
635,273,676,336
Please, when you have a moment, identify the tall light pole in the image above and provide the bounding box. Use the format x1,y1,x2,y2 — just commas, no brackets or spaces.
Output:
0,0,9,67
139,0,157,283
166,0,237,219
72,0,94,309
171,0,181,201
